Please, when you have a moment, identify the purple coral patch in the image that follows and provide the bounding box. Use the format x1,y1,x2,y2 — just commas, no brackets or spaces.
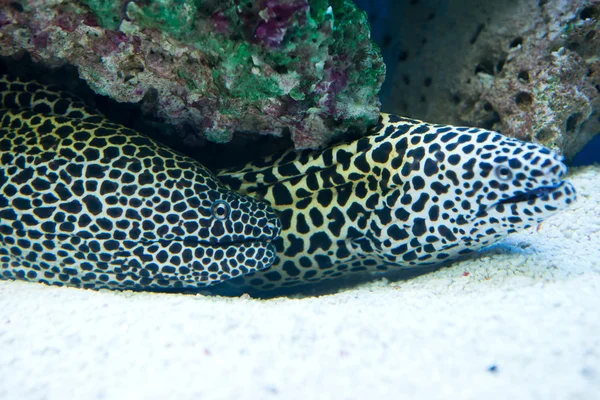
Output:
0,12,13,28
31,30,49,48
93,30,134,55
210,10,230,34
55,13,77,32
253,1,309,48
82,13,100,27
330,69,349,95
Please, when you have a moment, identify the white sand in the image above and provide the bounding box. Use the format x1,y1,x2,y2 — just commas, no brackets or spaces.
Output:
1,166,599,400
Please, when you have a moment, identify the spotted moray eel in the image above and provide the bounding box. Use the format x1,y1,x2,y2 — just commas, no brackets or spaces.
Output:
218,113,577,294
0,77,577,295
0,76,281,290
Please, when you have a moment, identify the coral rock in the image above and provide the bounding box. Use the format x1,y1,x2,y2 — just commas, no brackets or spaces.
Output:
380,0,599,159
0,0,385,148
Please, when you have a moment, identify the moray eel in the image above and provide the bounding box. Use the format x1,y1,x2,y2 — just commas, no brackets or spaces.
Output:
0,77,281,290
218,113,577,293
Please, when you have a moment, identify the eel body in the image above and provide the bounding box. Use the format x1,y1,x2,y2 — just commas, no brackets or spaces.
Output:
0,76,577,295
218,113,577,293
0,77,281,290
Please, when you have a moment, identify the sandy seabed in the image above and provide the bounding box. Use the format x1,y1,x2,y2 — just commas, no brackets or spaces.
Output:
1,166,599,400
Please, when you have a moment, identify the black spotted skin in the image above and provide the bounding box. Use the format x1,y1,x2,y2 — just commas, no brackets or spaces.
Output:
218,113,577,293
0,76,282,291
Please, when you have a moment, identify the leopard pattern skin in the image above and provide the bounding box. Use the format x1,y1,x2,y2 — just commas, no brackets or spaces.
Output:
0,76,281,291
218,113,577,295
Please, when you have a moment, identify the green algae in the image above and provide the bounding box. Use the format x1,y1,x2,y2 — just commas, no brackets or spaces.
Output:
289,87,306,101
68,0,384,146
126,0,198,36
216,41,284,101
309,0,334,23
176,68,201,92
78,0,382,100
81,0,201,33
329,1,385,119
79,0,123,30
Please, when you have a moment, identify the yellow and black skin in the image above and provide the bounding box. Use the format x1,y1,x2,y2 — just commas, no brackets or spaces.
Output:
218,114,576,295
0,76,577,296
0,76,281,291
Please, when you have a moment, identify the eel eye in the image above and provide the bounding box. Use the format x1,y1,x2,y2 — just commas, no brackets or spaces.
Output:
211,200,230,220
495,165,513,181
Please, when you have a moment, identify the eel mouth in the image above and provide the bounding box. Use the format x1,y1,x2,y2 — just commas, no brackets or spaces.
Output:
496,182,565,205
192,221,281,248
477,180,575,218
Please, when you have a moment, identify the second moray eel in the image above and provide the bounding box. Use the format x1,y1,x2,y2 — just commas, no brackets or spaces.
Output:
218,114,577,294
0,77,281,290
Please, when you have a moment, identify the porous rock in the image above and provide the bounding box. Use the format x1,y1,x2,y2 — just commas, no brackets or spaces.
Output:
382,0,599,159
